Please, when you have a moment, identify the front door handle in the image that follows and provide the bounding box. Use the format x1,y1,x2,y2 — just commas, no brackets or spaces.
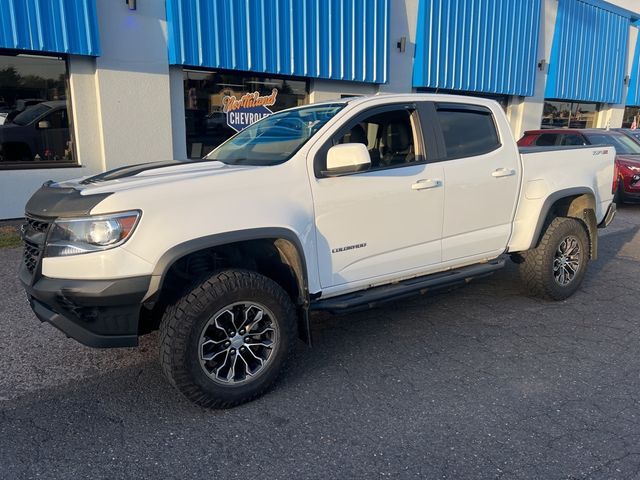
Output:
492,167,515,178
411,179,442,190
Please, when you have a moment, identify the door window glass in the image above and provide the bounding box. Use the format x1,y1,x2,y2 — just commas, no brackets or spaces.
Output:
0,54,75,168
561,134,585,146
583,133,640,155
535,134,560,146
336,109,417,170
436,106,500,159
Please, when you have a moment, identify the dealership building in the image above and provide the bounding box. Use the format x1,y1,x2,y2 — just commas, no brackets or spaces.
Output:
0,0,639,219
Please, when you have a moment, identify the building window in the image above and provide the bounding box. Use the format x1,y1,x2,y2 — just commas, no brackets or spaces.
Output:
183,70,309,159
622,107,640,128
0,53,75,168
542,101,599,129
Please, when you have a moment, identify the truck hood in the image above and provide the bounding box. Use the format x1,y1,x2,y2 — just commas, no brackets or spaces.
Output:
55,160,257,195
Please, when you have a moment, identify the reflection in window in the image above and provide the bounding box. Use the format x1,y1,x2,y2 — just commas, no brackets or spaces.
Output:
542,101,599,129
622,107,640,128
0,54,74,167
183,70,309,159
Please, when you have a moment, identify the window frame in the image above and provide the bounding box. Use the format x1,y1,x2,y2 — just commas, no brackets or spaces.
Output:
430,102,503,162
0,54,79,170
313,103,431,179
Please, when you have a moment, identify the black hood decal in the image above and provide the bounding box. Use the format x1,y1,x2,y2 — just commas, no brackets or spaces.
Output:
26,182,112,219
80,160,212,184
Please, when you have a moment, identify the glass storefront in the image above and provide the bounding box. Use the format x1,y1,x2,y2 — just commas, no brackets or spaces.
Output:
183,70,309,159
542,101,599,129
0,53,75,168
622,107,640,128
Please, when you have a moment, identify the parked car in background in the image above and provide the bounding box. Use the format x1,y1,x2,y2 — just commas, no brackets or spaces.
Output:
0,100,70,163
3,98,46,125
615,128,640,145
518,129,640,203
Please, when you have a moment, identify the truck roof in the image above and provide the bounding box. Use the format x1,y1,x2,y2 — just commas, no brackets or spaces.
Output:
299,93,504,112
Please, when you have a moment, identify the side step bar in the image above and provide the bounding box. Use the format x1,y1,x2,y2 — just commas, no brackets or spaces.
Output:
310,256,507,314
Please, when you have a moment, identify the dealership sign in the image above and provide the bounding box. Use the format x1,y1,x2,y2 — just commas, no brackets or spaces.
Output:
222,89,278,132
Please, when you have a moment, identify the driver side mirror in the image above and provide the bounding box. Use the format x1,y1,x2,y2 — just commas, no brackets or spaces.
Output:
323,143,371,176
37,120,51,130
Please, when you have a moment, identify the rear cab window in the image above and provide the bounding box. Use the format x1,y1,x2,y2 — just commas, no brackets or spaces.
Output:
434,103,501,159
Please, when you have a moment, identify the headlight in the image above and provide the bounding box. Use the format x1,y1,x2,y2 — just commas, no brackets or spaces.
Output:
45,211,141,257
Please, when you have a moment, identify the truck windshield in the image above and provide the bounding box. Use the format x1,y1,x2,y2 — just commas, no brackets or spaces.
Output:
584,133,640,155
205,103,345,166
12,104,51,126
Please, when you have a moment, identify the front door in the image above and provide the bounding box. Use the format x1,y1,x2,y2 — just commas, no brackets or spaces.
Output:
310,104,445,289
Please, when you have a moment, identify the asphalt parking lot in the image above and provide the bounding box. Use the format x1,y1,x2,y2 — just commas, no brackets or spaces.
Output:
1,206,640,479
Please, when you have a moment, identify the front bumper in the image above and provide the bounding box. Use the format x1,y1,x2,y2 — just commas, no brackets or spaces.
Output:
20,264,150,348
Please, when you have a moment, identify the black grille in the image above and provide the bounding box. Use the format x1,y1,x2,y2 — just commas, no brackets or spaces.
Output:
26,217,49,234
23,241,40,273
22,216,50,275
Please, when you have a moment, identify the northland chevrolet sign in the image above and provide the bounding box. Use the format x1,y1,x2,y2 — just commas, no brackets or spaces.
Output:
222,89,278,132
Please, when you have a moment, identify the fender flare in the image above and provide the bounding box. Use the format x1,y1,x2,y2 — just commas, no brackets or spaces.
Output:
143,227,313,343
530,187,598,258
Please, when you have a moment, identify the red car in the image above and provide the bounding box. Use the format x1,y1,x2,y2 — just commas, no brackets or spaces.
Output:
518,129,640,203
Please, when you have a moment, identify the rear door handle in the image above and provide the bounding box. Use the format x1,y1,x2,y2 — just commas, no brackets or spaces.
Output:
492,167,515,178
411,179,442,190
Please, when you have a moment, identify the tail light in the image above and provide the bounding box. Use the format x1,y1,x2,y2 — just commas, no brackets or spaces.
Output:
517,134,537,147
612,160,620,194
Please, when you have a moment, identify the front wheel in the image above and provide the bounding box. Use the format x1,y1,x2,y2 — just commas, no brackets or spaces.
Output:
159,269,297,408
518,217,590,300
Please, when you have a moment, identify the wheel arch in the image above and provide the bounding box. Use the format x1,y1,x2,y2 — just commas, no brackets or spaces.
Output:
531,187,598,259
142,228,312,343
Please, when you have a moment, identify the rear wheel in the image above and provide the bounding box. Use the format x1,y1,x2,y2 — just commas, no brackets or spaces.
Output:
518,217,590,300
159,269,297,408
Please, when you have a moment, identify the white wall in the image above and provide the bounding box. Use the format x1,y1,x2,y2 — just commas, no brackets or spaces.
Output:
92,0,175,169
378,0,419,94
608,0,640,12
507,0,559,139
309,80,378,103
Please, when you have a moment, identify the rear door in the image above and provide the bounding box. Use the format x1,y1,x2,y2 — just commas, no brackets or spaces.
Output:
432,102,521,262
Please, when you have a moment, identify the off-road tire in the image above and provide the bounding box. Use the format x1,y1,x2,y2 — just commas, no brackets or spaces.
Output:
519,217,590,301
159,269,297,408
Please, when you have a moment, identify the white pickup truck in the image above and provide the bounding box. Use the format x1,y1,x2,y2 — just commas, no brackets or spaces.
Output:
20,94,617,408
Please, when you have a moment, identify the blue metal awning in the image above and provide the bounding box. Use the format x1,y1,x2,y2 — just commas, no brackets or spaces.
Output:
0,0,100,56
166,0,389,84
627,28,640,106
412,0,542,96
545,0,629,104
